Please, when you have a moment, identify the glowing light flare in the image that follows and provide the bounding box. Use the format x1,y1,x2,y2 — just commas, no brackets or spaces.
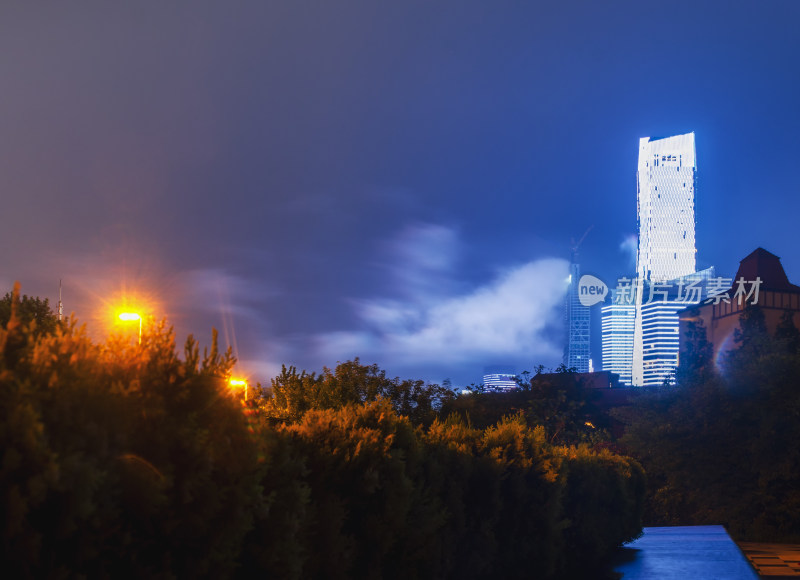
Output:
228,378,248,401
117,311,143,345
95,282,164,342
118,312,141,321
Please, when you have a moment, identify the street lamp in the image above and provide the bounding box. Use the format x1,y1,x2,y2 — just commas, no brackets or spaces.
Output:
118,312,142,345
229,378,248,401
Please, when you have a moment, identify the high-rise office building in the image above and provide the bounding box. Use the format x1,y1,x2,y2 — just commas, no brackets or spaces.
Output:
601,294,635,385
635,133,697,282
637,268,714,386
564,260,591,373
632,132,698,386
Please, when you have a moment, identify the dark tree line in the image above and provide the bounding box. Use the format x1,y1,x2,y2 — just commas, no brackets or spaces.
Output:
441,365,613,446
0,287,645,578
618,304,800,542
260,359,455,426
0,284,60,336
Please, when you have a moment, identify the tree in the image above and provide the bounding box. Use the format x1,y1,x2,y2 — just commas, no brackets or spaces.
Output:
0,283,59,336
442,365,608,445
674,309,714,385
258,358,454,425
774,309,800,354
524,364,600,444
0,311,260,577
620,304,800,541
0,309,647,578
731,303,769,361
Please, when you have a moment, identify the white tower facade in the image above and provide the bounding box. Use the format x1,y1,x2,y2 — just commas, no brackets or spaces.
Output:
636,133,697,282
601,299,635,385
632,133,697,386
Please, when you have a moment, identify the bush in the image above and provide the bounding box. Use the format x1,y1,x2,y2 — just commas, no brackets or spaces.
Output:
0,306,261,577
620,306,800,542
558,446,645,572
0,290,644,578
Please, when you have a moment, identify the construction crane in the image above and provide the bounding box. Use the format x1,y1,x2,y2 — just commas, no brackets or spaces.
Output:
565,225,594,373
570,225,593,264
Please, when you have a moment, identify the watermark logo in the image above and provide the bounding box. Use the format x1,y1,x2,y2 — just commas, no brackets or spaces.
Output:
578,275,608,306
611,276,762,306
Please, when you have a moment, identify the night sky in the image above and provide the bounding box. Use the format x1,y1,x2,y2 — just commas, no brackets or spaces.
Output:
3,1,799,386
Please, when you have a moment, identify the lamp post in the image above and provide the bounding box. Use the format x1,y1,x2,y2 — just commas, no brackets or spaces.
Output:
118,312,142,345
229,378,248,401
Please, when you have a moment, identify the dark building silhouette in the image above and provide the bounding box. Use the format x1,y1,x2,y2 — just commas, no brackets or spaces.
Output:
679,248,800,364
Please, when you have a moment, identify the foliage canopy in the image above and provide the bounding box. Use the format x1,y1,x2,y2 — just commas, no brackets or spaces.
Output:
0,287,644,578
619,305,800,541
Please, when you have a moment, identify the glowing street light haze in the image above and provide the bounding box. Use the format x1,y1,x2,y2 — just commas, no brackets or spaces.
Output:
228,378,248,401
118,312,141,322
118,312,142,345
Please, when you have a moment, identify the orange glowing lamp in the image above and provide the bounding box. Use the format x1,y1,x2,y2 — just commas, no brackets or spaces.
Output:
118,312,142,344
229,378,248,401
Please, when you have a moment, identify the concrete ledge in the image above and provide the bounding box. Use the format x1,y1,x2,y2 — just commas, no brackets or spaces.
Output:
613,525,759,579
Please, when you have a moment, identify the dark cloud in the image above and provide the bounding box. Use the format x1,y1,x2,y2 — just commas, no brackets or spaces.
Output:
2,0,800,385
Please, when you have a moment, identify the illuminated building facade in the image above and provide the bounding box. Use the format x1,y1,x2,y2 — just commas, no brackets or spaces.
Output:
601,295,635,385
635,132,697,282
632,132,698,386
482,373,518,392
638,268,713,385
564,261,591,373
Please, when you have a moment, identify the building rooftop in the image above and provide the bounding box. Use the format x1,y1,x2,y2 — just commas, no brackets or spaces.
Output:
733,247,800,292
647,131,695,143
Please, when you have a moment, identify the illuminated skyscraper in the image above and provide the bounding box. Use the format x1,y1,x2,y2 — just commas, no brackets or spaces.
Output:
601,295,634,385
637,268,713,385
632,132,698,386
635,133,697,282
564,260,591,373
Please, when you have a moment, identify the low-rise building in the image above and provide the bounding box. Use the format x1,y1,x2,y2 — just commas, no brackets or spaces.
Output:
679,248,800,365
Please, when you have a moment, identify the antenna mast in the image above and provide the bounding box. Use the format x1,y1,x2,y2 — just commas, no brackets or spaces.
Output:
57,279,63,322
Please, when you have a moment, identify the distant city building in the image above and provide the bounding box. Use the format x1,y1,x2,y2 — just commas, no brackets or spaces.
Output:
679,248,800,365
564,261,591,373
604,268,716,387
638,268,714,385
482,373,518,392
632,132,699,385
602,293,635,385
